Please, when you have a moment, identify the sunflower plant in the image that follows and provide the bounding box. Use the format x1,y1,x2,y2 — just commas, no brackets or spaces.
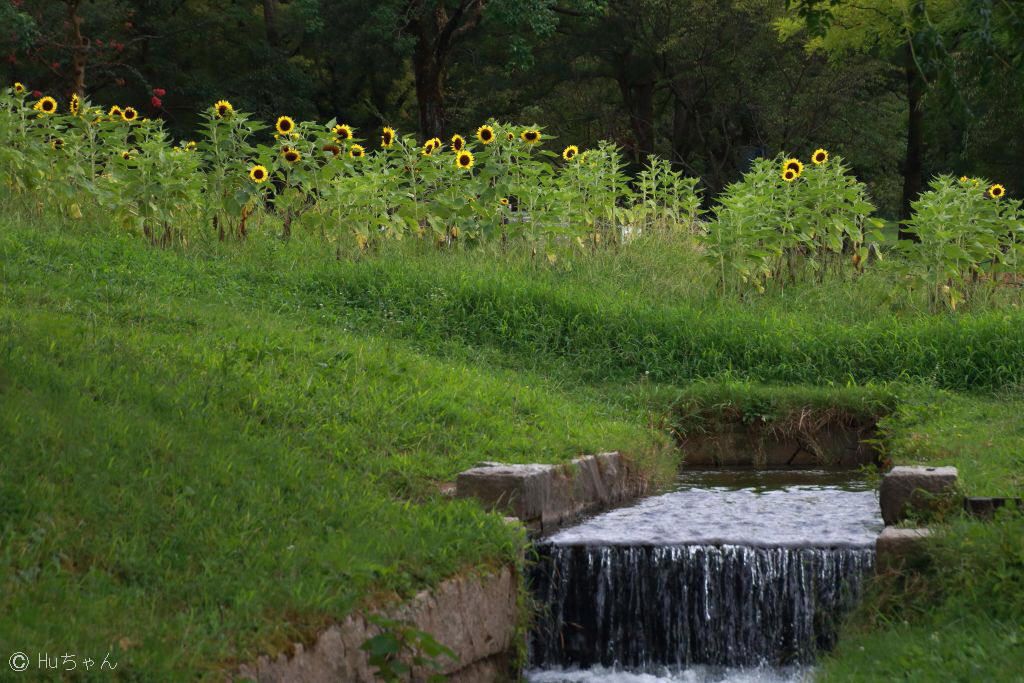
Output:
701,153,880,293
897,175,1023,311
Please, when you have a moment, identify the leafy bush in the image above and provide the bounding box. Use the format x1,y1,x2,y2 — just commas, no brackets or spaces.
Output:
701,154,881,293
898,175,1024,311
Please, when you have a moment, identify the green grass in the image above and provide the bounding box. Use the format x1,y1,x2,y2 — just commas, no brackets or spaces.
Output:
820,513,1024,681
2,212,1022,679
0,221,670,676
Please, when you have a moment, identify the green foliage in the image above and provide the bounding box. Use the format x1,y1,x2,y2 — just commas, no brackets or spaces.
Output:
820,512,1024,681
361,615,456,682
897,175,1024,311
700,154,881,293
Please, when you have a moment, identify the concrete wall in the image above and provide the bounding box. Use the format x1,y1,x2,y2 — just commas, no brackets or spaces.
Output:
236,566,519,682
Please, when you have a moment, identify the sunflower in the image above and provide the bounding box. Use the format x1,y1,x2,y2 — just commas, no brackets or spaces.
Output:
562,145,579,161
811,148,829,165
422,137,441,156
959,176,970,183
989,184,1006,199
322,143,341,156
476,125,495,144
783,158,803,176
521,129,541,144
282,148,302,164
455,150,474,170
50,138,65,151
13,82,25,95
781,168,798,182
451,134,465,152
506,132,515,142
499,197,510,206
350,144,365,159
69,93,80,116
381,126,395,148
121,106,138,122
121,149,135,161
333,123,353,141
276,116,295,135
249,165,269,183
185,140,197,152
213,100,234,118
33,96,58,115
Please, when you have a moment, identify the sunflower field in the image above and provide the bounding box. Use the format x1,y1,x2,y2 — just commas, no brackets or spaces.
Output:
0,87,704,256
2,84,1022,311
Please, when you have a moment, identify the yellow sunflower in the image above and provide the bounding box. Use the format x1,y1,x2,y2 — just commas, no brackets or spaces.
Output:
33,96,58,115
13,82,25,95
521,129,541,144
451,134,465,152
282,148,302,164
69,93,80,116
811,149,829,165
107,105,122,119
562,145,579,161
121,106,138,122
506,132,515,141
333,123,353,140
783,158,803,176
276,116,295,135
422,137,441,156
381,126,396,148
455,150,475,170
350,144,365,159
249,165,269,183
121,149,135,161
322,143,341,156
782,168,798,182
50,138,64,150
499,197,510,206
989,184,1006,199
213,100,234,118
476,125,495,144
185,140,197,152
959,176,970,183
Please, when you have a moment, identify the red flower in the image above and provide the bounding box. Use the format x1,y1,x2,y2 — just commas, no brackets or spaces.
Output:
51,61,60,70
31,90,42,99
153,88,166,97
150,96,163,109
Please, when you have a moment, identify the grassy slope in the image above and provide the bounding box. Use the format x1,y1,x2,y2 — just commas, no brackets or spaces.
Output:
2,216,1022,678
0,224,668,676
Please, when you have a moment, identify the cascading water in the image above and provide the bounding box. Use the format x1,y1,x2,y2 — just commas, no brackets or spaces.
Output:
527,470,883,682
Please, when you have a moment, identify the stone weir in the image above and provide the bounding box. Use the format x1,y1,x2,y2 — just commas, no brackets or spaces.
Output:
527,470,884,675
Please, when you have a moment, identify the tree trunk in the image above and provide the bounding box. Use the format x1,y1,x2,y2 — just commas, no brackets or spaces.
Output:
68,0,87,95
900,44,925,238
414,44,445,137
408,0,484,139
262,0,281,48
618,76,655,164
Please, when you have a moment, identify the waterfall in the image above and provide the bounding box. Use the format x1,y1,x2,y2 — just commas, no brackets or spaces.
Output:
529,542,875,670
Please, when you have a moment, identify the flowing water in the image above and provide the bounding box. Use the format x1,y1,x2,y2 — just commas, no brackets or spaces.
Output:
526,469,882,682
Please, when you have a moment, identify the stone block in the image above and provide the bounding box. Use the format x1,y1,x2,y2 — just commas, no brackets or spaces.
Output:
875,527,932,572
455,463,553,522
879,466,958,525
455,452,642,530
963,496,1023,520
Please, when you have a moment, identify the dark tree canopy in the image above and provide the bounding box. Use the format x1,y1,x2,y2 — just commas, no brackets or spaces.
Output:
4,0,1021,216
